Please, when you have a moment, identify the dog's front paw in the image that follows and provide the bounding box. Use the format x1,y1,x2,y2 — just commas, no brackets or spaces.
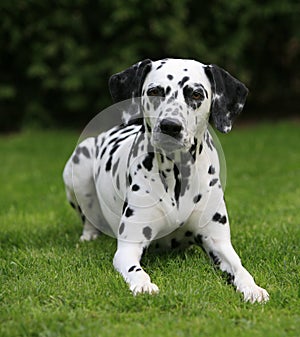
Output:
240,285,269,303
130,282,159,295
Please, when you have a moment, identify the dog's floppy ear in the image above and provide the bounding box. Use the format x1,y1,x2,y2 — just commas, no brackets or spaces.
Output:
109,59,152,103
108,59,152,124
205,65,248,133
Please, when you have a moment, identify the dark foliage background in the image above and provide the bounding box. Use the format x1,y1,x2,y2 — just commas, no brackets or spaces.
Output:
0,0,299,131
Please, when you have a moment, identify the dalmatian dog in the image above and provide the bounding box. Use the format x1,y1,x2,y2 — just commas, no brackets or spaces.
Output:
63,58,269,303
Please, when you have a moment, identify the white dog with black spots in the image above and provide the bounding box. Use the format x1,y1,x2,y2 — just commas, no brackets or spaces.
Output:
63,58,269,303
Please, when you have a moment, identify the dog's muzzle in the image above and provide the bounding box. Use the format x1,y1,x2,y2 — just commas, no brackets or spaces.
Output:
152,118,186,152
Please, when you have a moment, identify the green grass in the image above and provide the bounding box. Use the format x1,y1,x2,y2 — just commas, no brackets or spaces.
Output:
0,122,299,337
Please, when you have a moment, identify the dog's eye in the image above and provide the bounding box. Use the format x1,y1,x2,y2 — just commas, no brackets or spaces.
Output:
147,87,162,97
191,90,204,100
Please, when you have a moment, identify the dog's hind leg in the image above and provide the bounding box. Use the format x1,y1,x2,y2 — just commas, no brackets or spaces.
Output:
63,137,103,241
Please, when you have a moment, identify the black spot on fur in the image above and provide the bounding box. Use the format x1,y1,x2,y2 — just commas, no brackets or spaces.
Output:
189,139,198,162
205,135,211,150
178,76,190,88
220,215,227,224
185,231,193,237
122,200,128,214
106,145,120,171
143,226,152,240
100,147,107,159
105,157,112,171
167,74,173,80
209,178,218,186
166,86,171,96
120,126,135,134
194,234,203,246
128,265,136,272
212,212,221,222
142,152,154,171
72,155,79,164
81,147,90,158
125,207,134,218
212,213,227,224
110,144,120,156
174,164,181,203
199,142,203,154
132,184,140,191
209,251,220,265
193,194,202,203
109,126,122,137
206,132,214,151
119,222,125,235
208,165,216,174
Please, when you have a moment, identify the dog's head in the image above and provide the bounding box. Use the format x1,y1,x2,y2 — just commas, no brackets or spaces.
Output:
109,58,248,152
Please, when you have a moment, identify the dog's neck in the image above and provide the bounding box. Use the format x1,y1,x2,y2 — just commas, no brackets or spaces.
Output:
140,121,204,204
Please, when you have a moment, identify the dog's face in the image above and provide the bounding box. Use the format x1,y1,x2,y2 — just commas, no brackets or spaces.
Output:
141,59,212,152
109,58,249,152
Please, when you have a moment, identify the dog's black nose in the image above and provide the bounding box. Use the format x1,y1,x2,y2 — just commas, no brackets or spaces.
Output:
159,119,182,138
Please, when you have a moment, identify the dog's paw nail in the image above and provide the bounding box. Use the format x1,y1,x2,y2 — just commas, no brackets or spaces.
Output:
242,286,269,303
130,283,159,295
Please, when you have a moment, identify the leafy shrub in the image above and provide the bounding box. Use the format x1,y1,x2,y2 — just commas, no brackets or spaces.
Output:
0,0,299,131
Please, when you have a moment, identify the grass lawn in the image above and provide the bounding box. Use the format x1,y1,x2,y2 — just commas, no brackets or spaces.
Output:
0,121,299,337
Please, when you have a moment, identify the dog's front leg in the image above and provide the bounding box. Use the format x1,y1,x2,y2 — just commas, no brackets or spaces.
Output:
112,193,167,295
204,235,269,303
113,240,159,295
192,201,269,303
195,215,269,303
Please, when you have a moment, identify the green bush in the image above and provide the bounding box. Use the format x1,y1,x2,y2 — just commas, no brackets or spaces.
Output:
0,0,299,131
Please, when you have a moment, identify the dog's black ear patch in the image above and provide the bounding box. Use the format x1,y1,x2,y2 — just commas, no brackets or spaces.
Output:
205,65,248,133
109,59,152,102
109,59,152,125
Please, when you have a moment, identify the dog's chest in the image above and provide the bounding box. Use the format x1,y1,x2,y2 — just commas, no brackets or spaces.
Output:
95,124,216,225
